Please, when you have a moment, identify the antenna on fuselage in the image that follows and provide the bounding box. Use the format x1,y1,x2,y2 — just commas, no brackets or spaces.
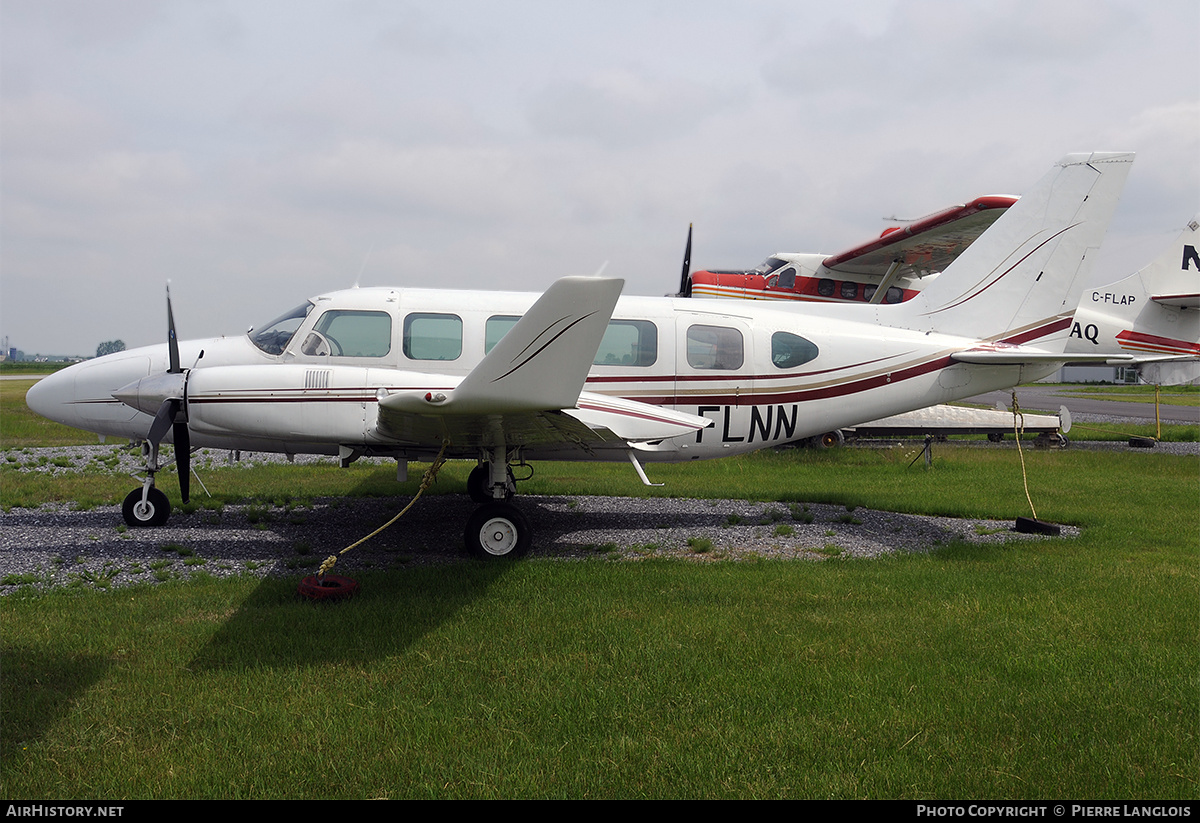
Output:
352,244,375,289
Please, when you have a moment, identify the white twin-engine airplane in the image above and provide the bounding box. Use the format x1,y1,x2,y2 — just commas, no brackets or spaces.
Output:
27,152,1135,559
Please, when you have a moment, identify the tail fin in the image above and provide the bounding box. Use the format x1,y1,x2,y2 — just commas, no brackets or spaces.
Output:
897,152,1134,345
1066,216,1200,363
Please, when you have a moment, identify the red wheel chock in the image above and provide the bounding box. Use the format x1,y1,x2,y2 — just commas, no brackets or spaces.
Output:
298,574,361,602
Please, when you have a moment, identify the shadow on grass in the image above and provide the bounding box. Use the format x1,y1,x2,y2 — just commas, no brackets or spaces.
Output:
0,643,111,761
186,559,514,673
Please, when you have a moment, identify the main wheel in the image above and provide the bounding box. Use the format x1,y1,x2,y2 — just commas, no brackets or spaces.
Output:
122,487,171,527
465,502,532,560
811,430,844,449
467,463,514,504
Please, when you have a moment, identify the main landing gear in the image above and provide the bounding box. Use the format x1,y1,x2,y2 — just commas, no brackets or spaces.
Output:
463,454,532,560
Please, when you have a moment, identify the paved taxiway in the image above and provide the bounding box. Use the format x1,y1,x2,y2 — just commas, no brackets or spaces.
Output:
966,385,1198,425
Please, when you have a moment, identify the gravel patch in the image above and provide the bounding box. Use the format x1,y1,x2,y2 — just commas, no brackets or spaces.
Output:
2,443,1084,596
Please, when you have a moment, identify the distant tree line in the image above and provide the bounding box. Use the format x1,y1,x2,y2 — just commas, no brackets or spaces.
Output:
96,340,126,357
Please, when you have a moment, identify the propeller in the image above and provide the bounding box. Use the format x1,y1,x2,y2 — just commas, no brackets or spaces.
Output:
678,223,693,297
112,285,193,502
164,287,190,503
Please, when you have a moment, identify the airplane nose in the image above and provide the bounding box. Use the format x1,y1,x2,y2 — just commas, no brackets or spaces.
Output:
25,370,70,424
25,353,153,435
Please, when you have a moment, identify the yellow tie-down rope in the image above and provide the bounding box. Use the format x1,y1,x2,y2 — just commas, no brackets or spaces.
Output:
1010,390,1038,521
317,438,452,579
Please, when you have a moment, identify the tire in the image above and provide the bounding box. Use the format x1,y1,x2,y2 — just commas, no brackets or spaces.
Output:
811,430,844,449
122,487,171,528
465,502,532,560
297,574,360,602
467,463,514,504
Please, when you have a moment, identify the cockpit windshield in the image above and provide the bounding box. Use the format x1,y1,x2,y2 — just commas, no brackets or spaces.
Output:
752,257,788,275
249,303,313,355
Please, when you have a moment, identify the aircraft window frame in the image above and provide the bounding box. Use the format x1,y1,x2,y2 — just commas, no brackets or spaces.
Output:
686,324,744,370
301,309,392,358
249,302,314,356
593,319,658,367
771,331,819,369
403,312,463,361
817,278,836,297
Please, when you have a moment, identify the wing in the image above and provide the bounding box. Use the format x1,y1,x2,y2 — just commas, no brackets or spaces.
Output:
822,196,1018,278
373,276,712,456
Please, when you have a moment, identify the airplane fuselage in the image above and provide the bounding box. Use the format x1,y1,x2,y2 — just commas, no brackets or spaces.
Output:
29,285,1051,465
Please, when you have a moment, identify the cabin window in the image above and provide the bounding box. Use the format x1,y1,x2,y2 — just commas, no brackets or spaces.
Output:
403,313,462,361
301,310,391,358
485,315,521,354
775,267,797,289
250,303,313,355
771,332,819,369
594,320,658,367
686,324,743,370
885,286,904,304
817,278,835,297
863,285,877,302
840,281,859,300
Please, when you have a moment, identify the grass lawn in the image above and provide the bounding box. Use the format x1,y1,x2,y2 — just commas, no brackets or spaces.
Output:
1,382,1197,799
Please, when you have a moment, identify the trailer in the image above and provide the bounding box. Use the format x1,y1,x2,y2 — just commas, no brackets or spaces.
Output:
804,403,1071,448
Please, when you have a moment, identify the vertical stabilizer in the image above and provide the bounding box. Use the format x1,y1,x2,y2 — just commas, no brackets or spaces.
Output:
897,152,1134,345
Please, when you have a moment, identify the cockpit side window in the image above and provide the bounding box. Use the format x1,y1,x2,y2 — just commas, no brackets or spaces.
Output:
753,257,788,276
249,303,313,355
301,310,392,358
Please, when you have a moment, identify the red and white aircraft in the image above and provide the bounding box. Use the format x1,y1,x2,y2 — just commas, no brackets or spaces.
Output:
680,195,1017,304
27,153,1135,558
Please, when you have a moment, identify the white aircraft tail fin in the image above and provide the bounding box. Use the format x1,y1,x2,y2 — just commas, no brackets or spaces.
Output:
438,276,624,414
897,152,1134,346
1066,216,1200,363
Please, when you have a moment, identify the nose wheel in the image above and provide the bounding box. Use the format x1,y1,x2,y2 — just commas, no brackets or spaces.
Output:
465,502,531,559
122,487,171,527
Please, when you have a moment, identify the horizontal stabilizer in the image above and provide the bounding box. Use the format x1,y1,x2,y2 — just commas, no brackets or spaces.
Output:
1151,293,1200,309
952,346,1134,365
381,276,623,417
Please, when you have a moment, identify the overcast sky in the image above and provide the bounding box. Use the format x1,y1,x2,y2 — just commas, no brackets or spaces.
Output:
2,0,1197,356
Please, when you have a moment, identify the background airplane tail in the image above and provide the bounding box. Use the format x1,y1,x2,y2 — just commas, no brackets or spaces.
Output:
1065,216,1200,369
897,152,1134,346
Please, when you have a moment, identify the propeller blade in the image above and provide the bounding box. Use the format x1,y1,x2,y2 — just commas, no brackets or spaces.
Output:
147,398,177,446
174,420,191,503
167,285,181,374
679,223,693,297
